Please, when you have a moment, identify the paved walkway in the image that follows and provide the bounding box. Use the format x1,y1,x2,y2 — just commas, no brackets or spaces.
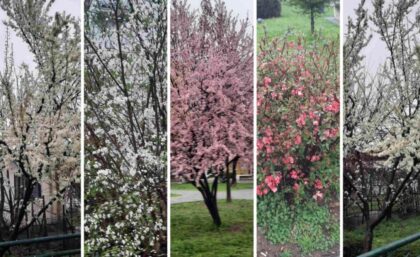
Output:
171,189,254,204
325,16,339,25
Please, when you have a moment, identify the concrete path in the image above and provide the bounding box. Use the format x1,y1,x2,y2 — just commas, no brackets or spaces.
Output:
325,16,339,25
171,189,254,204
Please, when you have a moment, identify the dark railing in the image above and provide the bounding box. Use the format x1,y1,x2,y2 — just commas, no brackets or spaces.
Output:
0,233,80,257
357,232,420,257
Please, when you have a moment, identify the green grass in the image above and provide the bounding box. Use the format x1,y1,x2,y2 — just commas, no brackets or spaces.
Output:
345,215,420,257
171,182,253,191
258,193,339,255
171,200,253,257
257,3,339,44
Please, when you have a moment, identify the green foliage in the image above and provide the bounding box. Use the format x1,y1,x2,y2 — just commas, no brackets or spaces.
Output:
287,0,331,15
171,200,253,257
257,2,338,43
344,216,420,257
257,0,282,19
258,194,339,254
279,250,293,257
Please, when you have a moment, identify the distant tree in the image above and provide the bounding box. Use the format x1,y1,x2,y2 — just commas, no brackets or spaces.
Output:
287,0,331,33
171,0,253,226
257,0,281,19
0,0,80,254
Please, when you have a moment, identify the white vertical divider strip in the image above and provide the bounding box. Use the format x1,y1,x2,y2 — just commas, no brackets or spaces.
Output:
253,0,258,256
339,0,344,256
167,0,171,256
80,0,85,254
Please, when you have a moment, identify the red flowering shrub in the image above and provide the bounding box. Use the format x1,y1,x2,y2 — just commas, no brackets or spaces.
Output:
257,38,339,203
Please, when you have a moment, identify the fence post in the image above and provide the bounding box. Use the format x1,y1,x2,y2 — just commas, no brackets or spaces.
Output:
62,205,67,250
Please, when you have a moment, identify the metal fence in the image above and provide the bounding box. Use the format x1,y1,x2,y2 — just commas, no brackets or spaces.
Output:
357,232,420,257
0,233,80,257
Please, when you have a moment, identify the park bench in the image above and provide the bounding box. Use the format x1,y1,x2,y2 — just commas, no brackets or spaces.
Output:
237,174,253,181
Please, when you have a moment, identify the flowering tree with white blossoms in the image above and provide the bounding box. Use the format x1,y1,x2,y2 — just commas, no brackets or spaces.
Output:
84,0,167,256
0,0,80,254
344,0,420,252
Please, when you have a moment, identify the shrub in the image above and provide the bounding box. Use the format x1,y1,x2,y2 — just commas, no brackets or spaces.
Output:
257,36,339,202
257,36,340,253
257,0,282,19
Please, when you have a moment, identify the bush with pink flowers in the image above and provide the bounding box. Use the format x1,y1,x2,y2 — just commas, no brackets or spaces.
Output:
257,36,340,254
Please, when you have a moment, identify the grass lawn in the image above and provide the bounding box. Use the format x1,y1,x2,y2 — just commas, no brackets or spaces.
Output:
344,215,420,256
257,3,339,44
171,182,253,191
171,200,253,257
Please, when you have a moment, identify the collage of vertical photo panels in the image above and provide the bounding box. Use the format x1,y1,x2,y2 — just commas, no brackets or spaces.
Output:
0,0,419,256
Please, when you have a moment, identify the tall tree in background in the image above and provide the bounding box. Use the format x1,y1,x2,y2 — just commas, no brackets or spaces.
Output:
344,0,420,252
257,0,282,19
171,0,253,226
84,0,167,255
0,0,80,254
288,0,331,33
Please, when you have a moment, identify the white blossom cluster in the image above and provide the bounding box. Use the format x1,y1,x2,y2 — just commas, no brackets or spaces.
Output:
0,0,80,238
84,0,167,255
344,0,420,216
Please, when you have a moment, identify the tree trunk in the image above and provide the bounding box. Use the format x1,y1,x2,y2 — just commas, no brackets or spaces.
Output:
226,160,232,203
363,226,374,252
385,207,392,220
196,175,222,226
310,8,315,34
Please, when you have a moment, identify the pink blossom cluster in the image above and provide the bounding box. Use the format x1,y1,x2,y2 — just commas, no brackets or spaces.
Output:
257,39,339,202
170,0,253,183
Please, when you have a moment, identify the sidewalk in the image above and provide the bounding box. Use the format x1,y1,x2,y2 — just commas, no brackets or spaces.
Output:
171,189,254,204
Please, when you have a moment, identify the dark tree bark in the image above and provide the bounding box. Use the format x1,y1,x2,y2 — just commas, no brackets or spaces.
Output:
310,7,315,34
195,175,221,226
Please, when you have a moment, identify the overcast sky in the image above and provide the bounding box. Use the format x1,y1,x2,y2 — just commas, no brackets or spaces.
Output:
0,0,80,70
344,0,419,74
188,0,255,21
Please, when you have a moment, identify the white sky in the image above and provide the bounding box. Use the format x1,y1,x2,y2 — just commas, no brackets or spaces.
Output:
344,0,419,74
188,0,255,21
0,0,81,70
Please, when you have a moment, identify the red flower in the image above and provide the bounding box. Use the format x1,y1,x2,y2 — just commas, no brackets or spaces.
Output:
307,155,321,162
293,183,300,192
324,100,340,113
294,134,302,145
291,86,304,97
257,139,264,150
323,128,338,138
290,170,299,180
265,175,281,193
263,77,272,86
282,155,295,164
313,191,324,202
296,113,307,127
262,136,272,145
314,179,323,189
256,184,265,196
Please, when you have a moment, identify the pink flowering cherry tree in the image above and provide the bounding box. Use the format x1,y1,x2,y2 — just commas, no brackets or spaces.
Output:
171,0,253,226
